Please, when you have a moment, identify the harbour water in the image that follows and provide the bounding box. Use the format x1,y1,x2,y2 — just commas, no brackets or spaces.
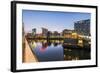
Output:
29,41,90,62
30,42,64,62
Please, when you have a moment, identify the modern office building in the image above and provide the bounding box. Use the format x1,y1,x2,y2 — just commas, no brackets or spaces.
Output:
32,28,36,36
42,28,48,36
74,19,90,36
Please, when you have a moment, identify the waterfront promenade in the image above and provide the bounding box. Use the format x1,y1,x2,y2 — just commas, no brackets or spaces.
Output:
23,38,38,63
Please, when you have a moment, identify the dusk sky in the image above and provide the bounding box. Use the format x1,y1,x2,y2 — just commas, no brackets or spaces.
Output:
22,10,90,33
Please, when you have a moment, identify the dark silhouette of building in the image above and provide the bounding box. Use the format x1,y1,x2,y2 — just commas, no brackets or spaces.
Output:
62,29,74,38
32,28,36,36
53,31,60,37
26,33,32,38
42,28,48,36
74,19,90,36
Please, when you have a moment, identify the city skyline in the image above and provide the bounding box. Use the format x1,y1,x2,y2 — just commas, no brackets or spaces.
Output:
22,10,91,33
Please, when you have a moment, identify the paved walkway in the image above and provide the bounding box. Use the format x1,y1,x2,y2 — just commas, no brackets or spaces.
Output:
23,38,38,63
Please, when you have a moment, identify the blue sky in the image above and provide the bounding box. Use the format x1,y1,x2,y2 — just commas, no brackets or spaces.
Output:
22,10,90,33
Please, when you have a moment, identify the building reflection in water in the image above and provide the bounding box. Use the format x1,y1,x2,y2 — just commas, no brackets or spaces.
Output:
28,38,90,62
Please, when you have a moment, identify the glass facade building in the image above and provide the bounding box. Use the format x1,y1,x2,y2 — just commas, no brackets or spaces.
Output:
74,19,90,36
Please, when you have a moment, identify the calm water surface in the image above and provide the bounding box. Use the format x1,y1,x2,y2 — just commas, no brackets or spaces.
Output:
30,42,90,62
31,42,64,62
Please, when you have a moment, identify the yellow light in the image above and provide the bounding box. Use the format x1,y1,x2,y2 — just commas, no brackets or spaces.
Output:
78,40,83,44
72,32,77,35
71,32,77,39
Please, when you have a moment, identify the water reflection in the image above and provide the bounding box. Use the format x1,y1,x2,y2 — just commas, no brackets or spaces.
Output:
29,41,64,62
29,40,90,62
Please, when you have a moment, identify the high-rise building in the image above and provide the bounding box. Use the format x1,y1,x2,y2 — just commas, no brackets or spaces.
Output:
42,28,48,36
74,19,90,36
32,28,36,36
